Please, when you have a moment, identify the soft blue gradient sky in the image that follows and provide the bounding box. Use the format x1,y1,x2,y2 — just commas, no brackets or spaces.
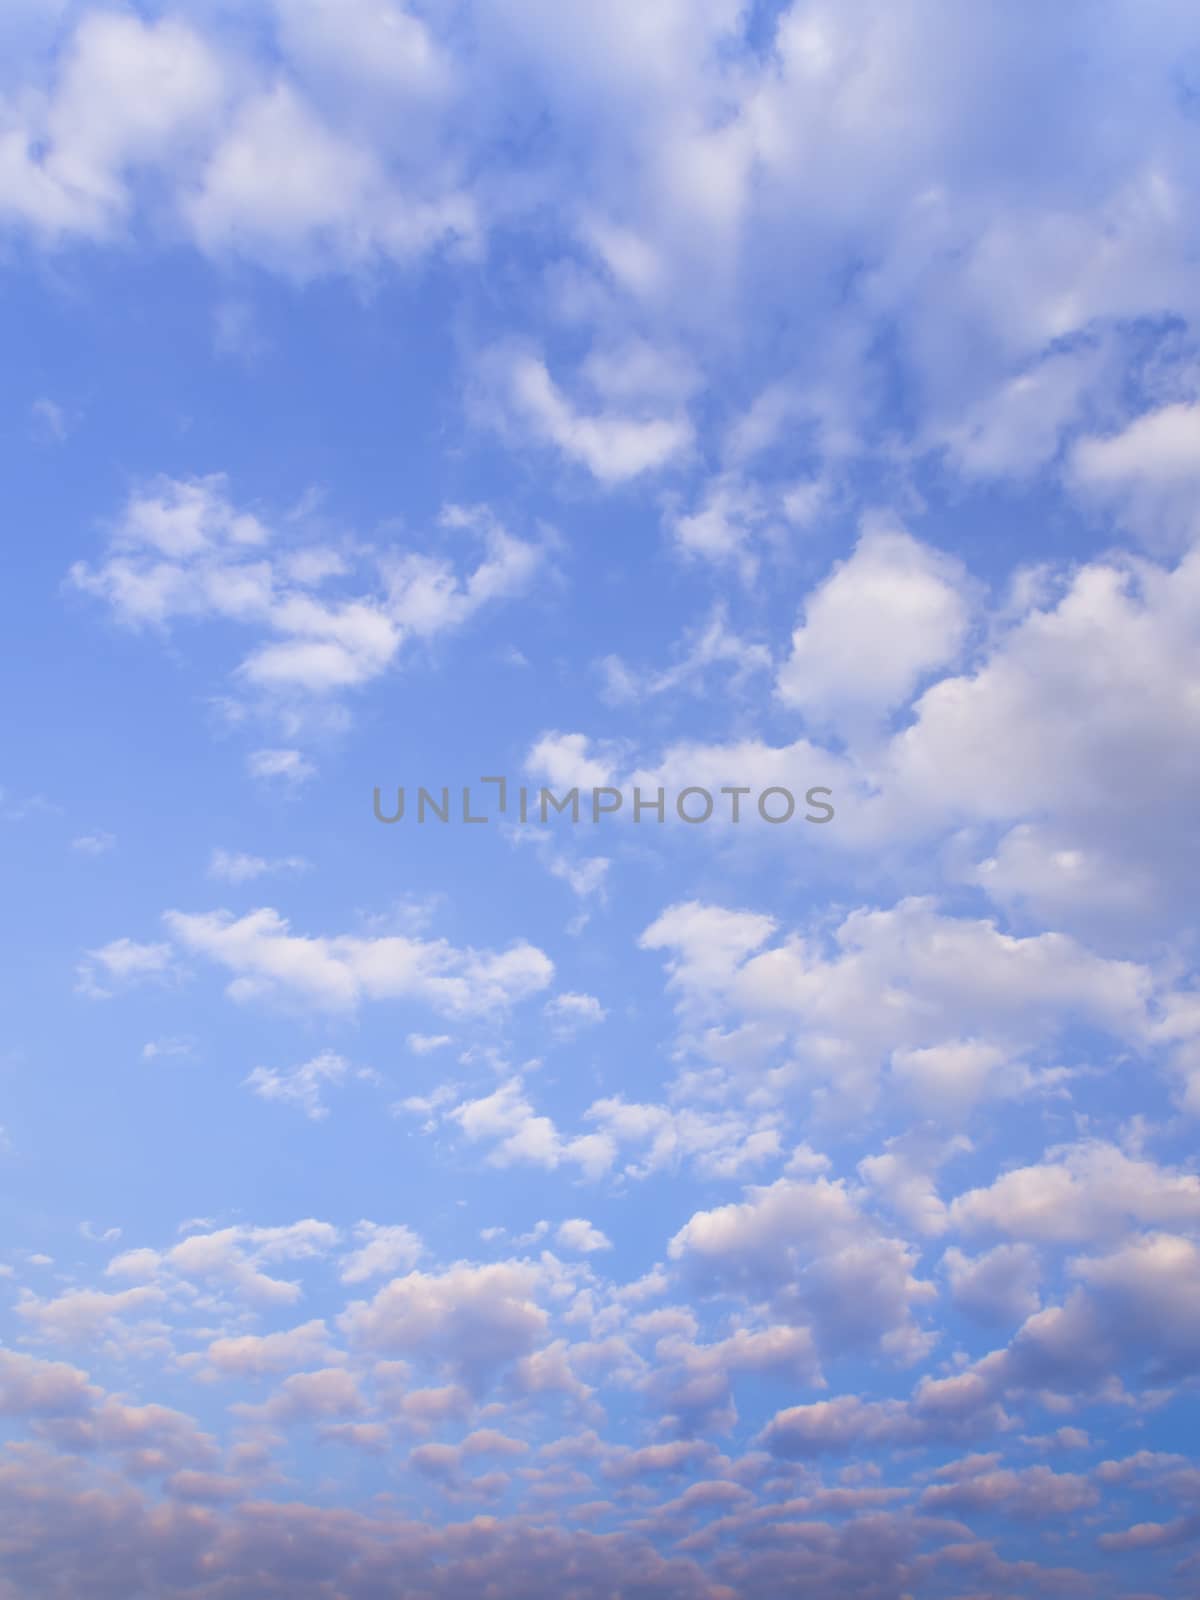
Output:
3,4,1200,1596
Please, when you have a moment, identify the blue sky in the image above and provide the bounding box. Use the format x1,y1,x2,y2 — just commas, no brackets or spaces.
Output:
3,3,1200,1596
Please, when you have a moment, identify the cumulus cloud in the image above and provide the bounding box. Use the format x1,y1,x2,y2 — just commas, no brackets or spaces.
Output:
159,904,552,1014
107,1220,338,1307
244,1051,353,1119
448,1078,615,1178
75,937,176,999
16,1285,166,1348
247,747,316,784
204,1319,336,1379
208,848,309,883
480,346,694,484
584,1097,783,1181
599,606,772,702
775,519,974,727
338,1223,423,1285
70,831,115,856
546,521,1200,953
1069,401,1200,549
941,1243,1042,1327
439,1076,782,1184
555,1220,612,1255
0,12,227,239
948,1141,1200,1243
645,1323,821,1437
0,7,472,272
183,83,475,273
669,1176,935,1363
920,1459,1097,1520
70,478,542,718
543,991,607,1032
875,535,1200,940
340,1262,549,1393
640,894,1157,1114
12,7,1200,1595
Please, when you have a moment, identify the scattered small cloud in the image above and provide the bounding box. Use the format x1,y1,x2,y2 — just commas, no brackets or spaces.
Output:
555,1219,613,1254
243,1051,377,1120
544,992,607,1033
80,1221,122,1245
31,397,69,443
142,1037,195,1062
208,847,309,883
247,748,316,785
71,832,116,856
76,939,177,1000
407,1033,454,1055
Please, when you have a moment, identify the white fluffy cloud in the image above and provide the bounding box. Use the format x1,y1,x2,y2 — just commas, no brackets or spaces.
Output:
950,1142,1200,1244
338,1223,424,1285
0,13,227,238
920,1459,1097,1520
246,748,315,785
76,937,176,999
775,519,973,726
340,1262,549,1393
555,1220,613,1255
0,8,471,271
448,1078,615,1179
480,346,694,483
5,0,1200,491
528,507,1200,966
640,895,1157,1113
870,533,1200,939
941,1244,1042,1327
1069,401,1200,549
16,1285,166,1347
243,1051,352,1120
161,905,553,1015
668,1176,935,1363
107,1220,338,1307
183,83,475,273
204,1319,336,1378
208,848,308,884
440,1076,783,1184
70,478,541,708
543,991,607,1032
11,7,1200,1592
